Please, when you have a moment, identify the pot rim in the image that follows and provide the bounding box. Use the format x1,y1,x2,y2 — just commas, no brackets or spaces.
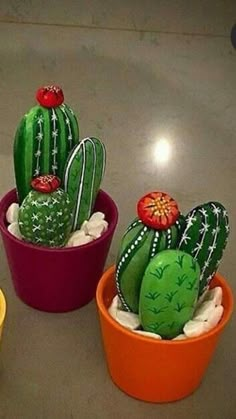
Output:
96,265,234,346
0,288,7,327
0,188,118,253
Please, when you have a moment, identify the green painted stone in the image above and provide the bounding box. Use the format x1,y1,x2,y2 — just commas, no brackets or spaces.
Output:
116,215,186,313
63,136,106,231
179,202,229,295
139,250,200,339
19,188,73,247
14,89,79,203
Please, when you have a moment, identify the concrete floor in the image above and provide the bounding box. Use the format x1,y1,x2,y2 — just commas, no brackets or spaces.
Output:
0,1,236,418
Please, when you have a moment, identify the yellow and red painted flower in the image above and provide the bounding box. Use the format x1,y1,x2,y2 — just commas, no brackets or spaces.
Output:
137,191,179,230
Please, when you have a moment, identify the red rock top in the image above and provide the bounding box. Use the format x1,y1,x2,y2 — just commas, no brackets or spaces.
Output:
31,175,61,193
36,85,64,108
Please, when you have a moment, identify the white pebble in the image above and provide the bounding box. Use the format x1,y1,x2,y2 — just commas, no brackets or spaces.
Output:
205,287,223,306
193,300,216,321
108,304,140,330
133,330,162,339
109,295,122,314
86,220,108,238
80,220,88,232
172,334,187,341
89,212,105,222
205,305,224,331
66,231,94,247
6,203,19,224
7,222,22,239
183,320,208,338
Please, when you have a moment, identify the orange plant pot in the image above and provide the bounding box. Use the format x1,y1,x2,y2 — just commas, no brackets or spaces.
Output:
0,289,6,342
96,266,234,403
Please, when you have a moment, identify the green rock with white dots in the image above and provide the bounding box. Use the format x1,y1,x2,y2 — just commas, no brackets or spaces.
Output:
139,250,200,339
18,175,73,247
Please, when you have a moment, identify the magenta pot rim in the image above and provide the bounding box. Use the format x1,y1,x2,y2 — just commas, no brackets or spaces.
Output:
0,188,118,254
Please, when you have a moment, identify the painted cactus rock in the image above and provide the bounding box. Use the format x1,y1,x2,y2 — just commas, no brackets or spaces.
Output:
63,137,106,231
18,175,73,247
139,250,200,339
116,192,186,314
14,85,79,203
178,202,229,295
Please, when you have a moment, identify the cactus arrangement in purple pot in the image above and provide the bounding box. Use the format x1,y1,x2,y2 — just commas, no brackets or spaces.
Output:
114,191,230,339
9,85,108,249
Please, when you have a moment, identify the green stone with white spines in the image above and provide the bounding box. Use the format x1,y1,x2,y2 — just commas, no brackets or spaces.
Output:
179,201,229,295
63,137,106,231
14,103,79,203
116,215,186,313
18,188,73,247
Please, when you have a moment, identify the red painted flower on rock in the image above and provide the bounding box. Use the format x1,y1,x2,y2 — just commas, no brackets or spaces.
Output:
31,175,61,193
36,85,64,108
137,191,180,230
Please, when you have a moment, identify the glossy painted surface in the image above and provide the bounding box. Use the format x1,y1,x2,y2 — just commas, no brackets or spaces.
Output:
0,2,235,417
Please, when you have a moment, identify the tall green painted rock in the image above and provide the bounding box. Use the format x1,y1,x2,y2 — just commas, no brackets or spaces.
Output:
14,85,79,203
18,175,73,247
116,192,186,313
139,250,200,339
63,136,106,231
178,202,229,295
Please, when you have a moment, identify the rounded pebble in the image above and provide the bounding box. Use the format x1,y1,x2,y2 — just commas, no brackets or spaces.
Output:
172,334,187,341
133,330,162,339
7,222,22,239
183,320,208,338
193,300,216,321
66,232,94,247
109,295,122,313
108,305,140,330
80,220,88,232
205,287,223,306
86,220,108,238
205,305,224,331
6,203,19,224
89,212,105,222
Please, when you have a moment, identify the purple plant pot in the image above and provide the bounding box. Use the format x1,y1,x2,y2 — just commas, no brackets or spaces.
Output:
0,189,118,312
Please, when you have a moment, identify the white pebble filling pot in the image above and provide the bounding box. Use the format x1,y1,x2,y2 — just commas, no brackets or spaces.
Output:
108,287,224,340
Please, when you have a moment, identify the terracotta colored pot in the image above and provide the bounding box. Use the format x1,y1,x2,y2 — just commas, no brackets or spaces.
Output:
0,189,118,313
96,266,234,403
0,288,6,341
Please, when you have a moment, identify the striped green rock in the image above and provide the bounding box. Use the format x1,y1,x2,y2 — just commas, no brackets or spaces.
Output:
18,188,73,247
14,104,79,203
63,137,106,231
116,215,186,313
179,202,229,295
139,250,200,339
